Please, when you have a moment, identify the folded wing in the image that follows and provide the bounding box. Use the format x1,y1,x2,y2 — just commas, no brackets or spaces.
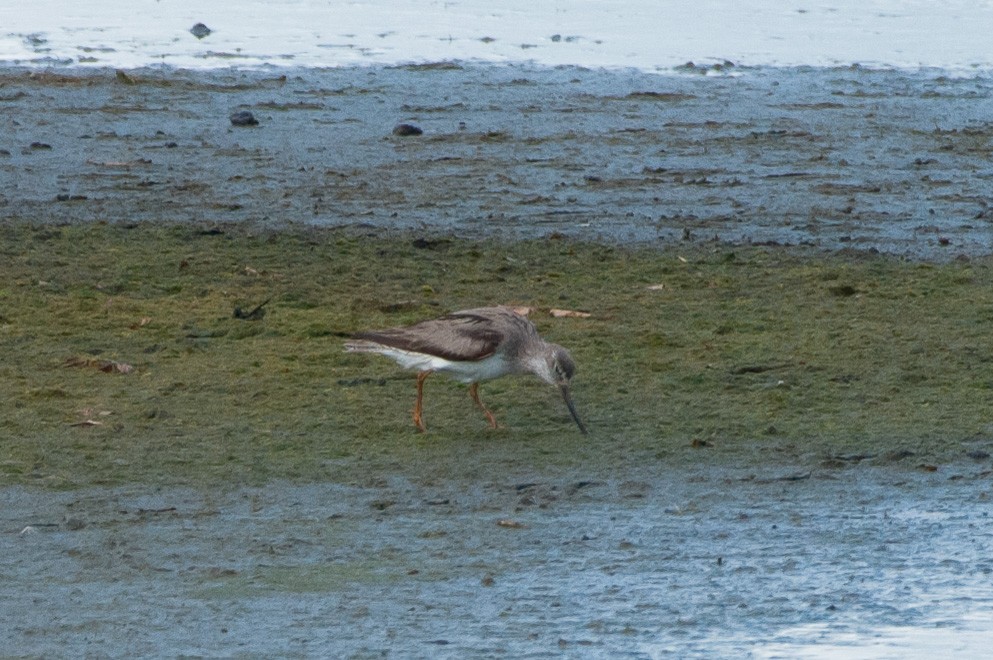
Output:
355,311,505,362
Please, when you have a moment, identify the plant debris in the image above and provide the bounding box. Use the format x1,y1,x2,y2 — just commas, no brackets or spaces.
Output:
63,357,135,374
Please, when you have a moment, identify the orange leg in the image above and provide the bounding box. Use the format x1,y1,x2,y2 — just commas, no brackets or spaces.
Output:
413,371,432,432
469,382,499,429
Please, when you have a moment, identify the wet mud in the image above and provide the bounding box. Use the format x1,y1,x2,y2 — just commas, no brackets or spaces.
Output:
2,64,992,257
4,464,992,657
3,63,993,656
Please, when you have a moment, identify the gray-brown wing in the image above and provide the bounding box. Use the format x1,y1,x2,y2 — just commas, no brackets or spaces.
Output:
354,311,506,362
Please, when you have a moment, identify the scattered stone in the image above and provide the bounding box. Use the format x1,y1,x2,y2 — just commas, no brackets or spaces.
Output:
675,60,737,74
230,110,259,127
966,450,991,460
190,23,212,39
392,123,423,136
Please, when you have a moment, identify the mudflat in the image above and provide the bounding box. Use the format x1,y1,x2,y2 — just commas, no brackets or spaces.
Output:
2,64,992,656
2,64,993,255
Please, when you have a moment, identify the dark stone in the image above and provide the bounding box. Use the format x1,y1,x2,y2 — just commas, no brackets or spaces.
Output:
190,23,212,39
392,123,423,136
230,110,259,127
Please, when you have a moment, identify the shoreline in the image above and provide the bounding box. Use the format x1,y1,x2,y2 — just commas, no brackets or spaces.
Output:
7,0,993,73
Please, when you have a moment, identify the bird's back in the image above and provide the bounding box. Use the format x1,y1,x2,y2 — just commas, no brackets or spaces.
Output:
352,306,535,363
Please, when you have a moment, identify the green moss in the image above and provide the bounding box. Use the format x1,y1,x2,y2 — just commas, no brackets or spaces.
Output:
1,222,991,489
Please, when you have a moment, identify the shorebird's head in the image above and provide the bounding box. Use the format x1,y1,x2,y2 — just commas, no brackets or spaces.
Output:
533,344,588,435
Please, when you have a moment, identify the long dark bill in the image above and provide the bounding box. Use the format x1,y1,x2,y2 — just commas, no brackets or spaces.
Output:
560,385,589,435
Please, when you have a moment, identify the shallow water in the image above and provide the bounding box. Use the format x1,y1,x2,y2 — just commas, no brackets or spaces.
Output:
5,0,993,72
3,463,991,657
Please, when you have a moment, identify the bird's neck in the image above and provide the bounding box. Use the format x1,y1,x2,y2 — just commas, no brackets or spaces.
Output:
519,344,555,382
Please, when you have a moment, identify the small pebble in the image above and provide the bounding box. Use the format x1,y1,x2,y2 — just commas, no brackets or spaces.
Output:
230,110,259,127
190,23,212,39
392,123,423,136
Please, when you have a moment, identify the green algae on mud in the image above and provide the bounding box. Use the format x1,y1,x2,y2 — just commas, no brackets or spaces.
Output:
2,222,992,488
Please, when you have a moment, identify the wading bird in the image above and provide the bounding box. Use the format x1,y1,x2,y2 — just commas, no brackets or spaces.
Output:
345,306,587,434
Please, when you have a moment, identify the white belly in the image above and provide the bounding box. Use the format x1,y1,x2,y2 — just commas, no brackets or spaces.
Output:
377,348,513,383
